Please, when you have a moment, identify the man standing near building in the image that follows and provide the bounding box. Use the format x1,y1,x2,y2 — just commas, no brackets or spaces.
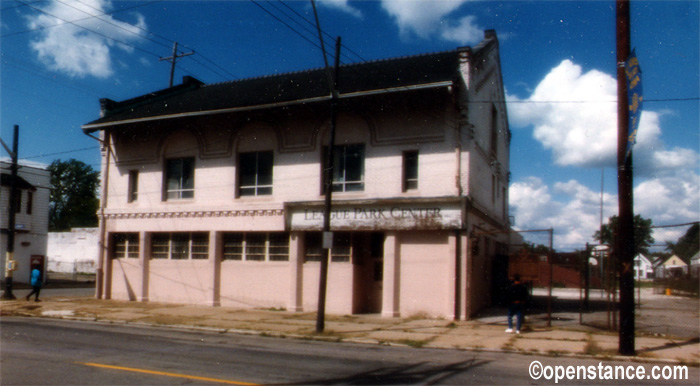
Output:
505,274,528,334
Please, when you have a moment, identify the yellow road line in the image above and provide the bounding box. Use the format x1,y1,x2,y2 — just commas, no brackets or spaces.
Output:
78,362,260,385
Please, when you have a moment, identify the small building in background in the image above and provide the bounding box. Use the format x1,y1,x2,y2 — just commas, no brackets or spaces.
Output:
633,254,654,280
655,255,688,279
1,159,50,284
690,252,699,279
47,228,99,275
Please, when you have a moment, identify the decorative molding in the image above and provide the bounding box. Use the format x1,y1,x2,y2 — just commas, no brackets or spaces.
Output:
104,209,285,220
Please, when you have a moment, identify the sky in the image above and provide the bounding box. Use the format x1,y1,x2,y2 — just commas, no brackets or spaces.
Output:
1,0,698,251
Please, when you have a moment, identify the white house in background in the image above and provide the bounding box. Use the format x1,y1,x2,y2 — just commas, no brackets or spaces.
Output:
633,254,654,280
690,252,699,278
1,159,50,284
655,254,688,279
47,228,99,274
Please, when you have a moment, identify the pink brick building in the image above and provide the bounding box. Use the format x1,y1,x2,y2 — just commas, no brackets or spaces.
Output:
83,31,517,319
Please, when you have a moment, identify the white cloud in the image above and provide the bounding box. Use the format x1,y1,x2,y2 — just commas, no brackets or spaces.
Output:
509,177,558,229
440,15,483,45
508,59,699,178
635,172,700,227
380,0,484,44
317,0,363,18
510,177,618,249
26,0,146,78
510,172,700,251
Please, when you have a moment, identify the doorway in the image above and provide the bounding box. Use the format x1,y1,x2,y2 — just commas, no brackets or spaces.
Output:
352,232,384,314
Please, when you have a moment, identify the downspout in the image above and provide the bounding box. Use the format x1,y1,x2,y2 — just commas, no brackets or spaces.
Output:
454,47,472,319
454,101,463,320
92,130,111,299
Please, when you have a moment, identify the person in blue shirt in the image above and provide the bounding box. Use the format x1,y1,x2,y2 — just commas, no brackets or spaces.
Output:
26,264,42,302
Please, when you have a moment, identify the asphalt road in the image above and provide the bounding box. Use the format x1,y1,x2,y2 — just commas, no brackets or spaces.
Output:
2,318,698,385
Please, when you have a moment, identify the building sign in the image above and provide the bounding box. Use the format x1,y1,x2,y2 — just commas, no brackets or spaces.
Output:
287,201,463,231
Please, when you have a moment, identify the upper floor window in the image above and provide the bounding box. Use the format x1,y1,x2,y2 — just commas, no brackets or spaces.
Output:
14,191,21,213
165,158,194,200
128,170,139,202
238,151,273,197
402,150,418,191
26,191,33,214
323,144,365,193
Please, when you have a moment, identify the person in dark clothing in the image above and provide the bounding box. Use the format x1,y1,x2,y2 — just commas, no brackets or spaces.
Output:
26,265,42,302
505,274,528,334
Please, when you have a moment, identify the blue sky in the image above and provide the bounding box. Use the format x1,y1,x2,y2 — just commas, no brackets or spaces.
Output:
1,0,698,251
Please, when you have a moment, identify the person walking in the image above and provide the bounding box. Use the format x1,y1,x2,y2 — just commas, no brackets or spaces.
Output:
505,274,528,334
25,264,42,302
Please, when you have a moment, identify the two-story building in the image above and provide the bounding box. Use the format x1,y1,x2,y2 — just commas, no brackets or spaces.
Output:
82,30,516,319
1,160,50,284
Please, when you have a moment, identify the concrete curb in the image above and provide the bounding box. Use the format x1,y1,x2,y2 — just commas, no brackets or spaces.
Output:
12,313,696,366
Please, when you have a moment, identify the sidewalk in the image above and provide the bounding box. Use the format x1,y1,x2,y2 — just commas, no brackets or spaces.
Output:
1,292,697,366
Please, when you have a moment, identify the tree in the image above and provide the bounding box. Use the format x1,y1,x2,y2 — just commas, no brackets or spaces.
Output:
593,215,654,256
665,223,699,261
48,159,99,231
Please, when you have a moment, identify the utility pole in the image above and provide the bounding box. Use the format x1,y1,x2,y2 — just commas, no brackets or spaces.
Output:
616,0,636,356
159,42,194,87
311,0,342,333
1,125,20,300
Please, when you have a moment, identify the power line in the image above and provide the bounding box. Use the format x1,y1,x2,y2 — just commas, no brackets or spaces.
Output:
57,0,173,50
6,0,236,82
23,146,100,160
249,0,324,54
13,0,161,59
651,222,699,229
67,0,236,81
1,0,161,38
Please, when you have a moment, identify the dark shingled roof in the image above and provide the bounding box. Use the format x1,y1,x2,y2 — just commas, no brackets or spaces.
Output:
83,33,497,131
1,173,37,191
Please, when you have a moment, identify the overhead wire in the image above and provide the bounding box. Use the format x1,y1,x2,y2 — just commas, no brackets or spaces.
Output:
7,1,700,164
12,0,161,58
69,0,238,81
5,0,233,82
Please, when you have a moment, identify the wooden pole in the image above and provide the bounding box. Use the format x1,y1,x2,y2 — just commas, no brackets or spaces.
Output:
616,0,636,356
2,125,19,300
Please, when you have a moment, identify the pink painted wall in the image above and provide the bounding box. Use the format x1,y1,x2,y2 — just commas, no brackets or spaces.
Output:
302,262,354,315
219,261,289,309
148,260,211,304
110,258,140,301
399,231,451,318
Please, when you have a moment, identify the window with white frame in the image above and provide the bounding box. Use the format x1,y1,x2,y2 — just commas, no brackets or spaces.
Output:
238,151,273,197
113,233,139,259
222,232,289,261
151,232,208,259
323,144,365,193
165,158,194,200
304,232,352,263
